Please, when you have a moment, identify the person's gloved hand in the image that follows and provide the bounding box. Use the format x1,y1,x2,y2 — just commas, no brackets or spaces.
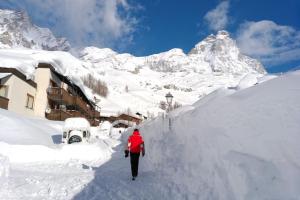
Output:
124,150,129,158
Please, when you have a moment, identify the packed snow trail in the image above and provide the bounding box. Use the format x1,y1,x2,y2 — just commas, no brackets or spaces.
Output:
73,142,170,200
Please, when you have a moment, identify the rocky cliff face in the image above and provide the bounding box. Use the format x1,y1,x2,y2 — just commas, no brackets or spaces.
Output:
0,9,70,51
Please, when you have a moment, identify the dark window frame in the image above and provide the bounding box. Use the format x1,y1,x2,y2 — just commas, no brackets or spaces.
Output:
26,93,34,109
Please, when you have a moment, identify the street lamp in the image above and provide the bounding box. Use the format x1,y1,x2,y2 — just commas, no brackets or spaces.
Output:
165,92,173,131
165,92,173,112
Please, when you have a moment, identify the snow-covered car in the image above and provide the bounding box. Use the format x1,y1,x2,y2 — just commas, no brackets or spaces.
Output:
62,117,91,144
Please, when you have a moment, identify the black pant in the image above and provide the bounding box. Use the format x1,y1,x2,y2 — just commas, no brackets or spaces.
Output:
130,152,140,177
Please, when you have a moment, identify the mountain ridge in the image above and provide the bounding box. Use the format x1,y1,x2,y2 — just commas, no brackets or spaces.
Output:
0,9,70,51
0,8,267,116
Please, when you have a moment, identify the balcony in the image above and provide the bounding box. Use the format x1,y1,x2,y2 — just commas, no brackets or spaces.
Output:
0,96,9,109
45,109,72,121
46,109,99,126
74,96,90,113
47,87,94,116
47,87,74,105
46,87,100,126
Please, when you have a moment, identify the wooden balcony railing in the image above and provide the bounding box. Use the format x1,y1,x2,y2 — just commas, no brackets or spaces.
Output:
48,87,92,115
46,87,100,126
74,96,90,113
46,109,99,126
0,96,9,109
47,87,74,105
45,109,72,121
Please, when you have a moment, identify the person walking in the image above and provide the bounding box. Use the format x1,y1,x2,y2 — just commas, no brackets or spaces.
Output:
125,128,145,180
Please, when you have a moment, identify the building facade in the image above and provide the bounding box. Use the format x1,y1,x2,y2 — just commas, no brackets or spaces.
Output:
0,63,100,126
0,67,37,116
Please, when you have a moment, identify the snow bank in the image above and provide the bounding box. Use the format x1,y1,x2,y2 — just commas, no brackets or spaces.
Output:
140,71,300,200
0,109,114,165
0,155,9,178
0,141,112,164
237,73,258,90
64,117,91,131
97,121,112,138
0,108,62,146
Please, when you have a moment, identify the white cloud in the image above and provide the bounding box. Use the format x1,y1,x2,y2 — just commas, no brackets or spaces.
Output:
10,0,138,49
236,20,300,66
204,1,230,31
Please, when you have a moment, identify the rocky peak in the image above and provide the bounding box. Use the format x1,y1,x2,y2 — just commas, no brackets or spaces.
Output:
0,9,70,51
187,30,266,74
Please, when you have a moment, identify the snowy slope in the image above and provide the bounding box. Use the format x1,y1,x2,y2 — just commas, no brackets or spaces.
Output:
0,108,62,146
137,71,300,199
0,9,70,51
77,30,266,115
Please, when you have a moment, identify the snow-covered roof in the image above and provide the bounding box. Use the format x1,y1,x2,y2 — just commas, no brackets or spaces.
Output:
0,73,11,79
0,67,37,88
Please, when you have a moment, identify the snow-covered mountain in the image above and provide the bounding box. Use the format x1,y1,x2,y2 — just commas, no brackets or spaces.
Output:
0,9,70,51
78,30,266,115
80,30,265,75
0,8,266,116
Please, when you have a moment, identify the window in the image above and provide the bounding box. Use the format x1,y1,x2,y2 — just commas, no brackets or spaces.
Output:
0,85,8,97
26,94,34,109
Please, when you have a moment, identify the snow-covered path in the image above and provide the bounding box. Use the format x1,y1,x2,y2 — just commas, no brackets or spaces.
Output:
0,162,94,200
73,143,166,200
0,138,168,200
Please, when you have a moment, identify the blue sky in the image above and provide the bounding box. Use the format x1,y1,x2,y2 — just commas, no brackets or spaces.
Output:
1,0,300,73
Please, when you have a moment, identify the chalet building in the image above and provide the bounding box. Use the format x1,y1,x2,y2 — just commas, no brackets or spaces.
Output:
117,113,142,124
100,113,142,128
0,63,100,126
0,67,37,116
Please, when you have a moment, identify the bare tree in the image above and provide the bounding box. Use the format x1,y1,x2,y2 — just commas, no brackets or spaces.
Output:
82,74,108,97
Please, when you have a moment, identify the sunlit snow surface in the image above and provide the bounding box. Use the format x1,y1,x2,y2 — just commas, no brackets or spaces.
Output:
0,30,265,117
0,71,300,199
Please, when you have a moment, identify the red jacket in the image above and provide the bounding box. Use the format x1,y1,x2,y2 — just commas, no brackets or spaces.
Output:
128,130,145,153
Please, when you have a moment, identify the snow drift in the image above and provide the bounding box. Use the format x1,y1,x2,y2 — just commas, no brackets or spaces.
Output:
0,109,114,164
138,71,300,199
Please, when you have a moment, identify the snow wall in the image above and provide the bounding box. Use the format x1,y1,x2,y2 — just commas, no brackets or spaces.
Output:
136,71,300,200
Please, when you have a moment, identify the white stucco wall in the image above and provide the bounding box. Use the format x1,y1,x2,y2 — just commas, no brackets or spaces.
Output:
34,68,51,117
5,75,36,117
34,68,64,117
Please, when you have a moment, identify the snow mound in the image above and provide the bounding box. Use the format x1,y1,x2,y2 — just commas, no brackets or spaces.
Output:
140,71,300,199
237,73,258,90
0,141,112,164
0,155,9,178
0,108,62,146
64,117,91,131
